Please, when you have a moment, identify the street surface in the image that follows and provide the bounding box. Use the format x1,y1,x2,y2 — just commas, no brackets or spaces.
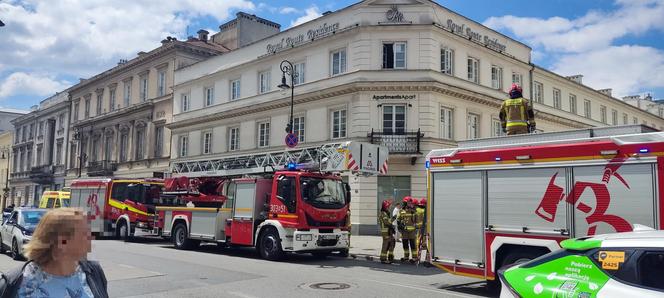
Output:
0,238,495,298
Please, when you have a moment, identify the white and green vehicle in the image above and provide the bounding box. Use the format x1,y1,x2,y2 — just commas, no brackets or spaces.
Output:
499,229,664,298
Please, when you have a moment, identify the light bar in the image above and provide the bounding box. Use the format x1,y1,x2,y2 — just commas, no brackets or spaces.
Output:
495,157,502,161
639,148,649,153
425,161,430,169
450,159,463,164
515,155,532,160
600,150,618,155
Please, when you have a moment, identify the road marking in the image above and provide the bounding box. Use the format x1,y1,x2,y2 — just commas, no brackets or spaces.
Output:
361,278,480,298
228,291,260,298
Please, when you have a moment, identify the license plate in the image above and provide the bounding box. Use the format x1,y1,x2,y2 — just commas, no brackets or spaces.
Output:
320,235,337,240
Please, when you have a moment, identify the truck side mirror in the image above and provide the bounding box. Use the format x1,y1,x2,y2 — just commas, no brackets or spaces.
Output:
343,183,351,204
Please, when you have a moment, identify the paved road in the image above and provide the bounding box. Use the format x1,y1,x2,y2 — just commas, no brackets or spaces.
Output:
0,239,497,298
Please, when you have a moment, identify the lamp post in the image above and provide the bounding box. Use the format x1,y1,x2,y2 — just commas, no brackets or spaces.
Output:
1,149,10,209
278,60,296,134
73,128,87,178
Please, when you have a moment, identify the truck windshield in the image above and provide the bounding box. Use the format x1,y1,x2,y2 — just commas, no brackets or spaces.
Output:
300,177,346,209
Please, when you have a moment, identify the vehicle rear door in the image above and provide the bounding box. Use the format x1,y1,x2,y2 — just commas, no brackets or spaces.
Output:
230,180,256,246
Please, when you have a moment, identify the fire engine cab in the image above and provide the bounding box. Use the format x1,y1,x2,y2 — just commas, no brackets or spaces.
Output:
426,125,663,285
155,141,388,260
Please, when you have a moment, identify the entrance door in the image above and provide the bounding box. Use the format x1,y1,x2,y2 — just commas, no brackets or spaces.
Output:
231,182,256,246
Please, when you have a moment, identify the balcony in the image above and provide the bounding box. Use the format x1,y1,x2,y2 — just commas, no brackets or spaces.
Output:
29,165,54,184
86,160,118,177
368,128,424,157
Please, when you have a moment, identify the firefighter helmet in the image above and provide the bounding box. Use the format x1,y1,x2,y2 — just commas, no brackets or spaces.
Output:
402,196,412,203
509,83,523,98
418,198,427,207
382,200,392,211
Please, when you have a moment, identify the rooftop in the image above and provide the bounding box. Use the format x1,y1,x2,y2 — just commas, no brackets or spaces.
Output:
0,108,29,115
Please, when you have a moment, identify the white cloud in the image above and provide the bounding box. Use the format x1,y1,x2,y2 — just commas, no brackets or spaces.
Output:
0,0,256,99
290,6,322,28
0,72,72,99
280,7,298,14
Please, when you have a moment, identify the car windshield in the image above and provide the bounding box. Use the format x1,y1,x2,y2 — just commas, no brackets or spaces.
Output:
19,210,46,229
300,177,346,209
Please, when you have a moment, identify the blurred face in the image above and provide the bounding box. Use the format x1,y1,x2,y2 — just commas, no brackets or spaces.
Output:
58,216,93,261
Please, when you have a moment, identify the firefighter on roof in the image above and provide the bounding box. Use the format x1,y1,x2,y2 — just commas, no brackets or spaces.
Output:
379,200,396,264
398,197,418,262
500,83,536,135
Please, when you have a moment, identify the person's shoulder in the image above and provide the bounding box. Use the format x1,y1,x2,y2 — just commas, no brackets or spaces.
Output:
79,260,103,274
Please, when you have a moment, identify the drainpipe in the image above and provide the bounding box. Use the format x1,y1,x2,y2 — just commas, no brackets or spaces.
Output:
529,63,535,101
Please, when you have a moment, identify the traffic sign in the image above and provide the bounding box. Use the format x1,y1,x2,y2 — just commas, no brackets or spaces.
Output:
285,133,298,148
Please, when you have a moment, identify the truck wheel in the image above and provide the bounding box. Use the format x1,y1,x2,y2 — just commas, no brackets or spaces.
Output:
116,220,131,242
259,229,284,261
338,249,349,258
11,239,21,260
173,223,199,250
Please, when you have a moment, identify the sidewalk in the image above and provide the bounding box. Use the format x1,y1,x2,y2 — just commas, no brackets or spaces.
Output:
347,235,411,261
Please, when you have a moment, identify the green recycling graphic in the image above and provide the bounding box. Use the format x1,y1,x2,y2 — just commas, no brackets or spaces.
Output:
503,254,610,297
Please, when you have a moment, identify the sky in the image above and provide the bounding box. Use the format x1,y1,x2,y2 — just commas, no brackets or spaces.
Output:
0,0,663,111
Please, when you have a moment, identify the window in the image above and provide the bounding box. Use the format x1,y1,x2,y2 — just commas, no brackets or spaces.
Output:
623,113,628,125
533,81,543,103
440,107,453,139
123,80,131,107
135,129,144,160
38,121,43,137
569,94,577,114
181,93,190,112
228,127,239,151
58,114,64,129
230,79,241,100
600,106,607,123
331,49,347,75
331,109,347,139
36,145,42,166
584,99,591,118
55,141,62,165
69,144,77,168
633,117,638,124
293,63,305,85
80,137,88,166
512,72,522,86
259,71,270,94
84,97,90,119
492,118,505,137
119,133,128,162
636,251,664,290
467,57,479,84
109,89,116,111
14,128,19,144
258,122,270,148
382,42,406,69
154,126,163,157
104,135,113,161
202,131,212,154
96,92,103,115
553,88,561,109
90,138,98,162
383,105,406,134
204,87,214,106
157,70,166,97
612,109,618,125
139,75,148,101
276,175,296,213
467,113,480,139
491,65,503,90
440,47,454,75
179,135,188,157
293,116,305,142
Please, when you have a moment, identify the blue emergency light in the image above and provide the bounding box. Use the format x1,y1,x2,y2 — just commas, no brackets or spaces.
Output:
495,157,502,161
287,162,297,170
639,148,649,153
425,161,430,169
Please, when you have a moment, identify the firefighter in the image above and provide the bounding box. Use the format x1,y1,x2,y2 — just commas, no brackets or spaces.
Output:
499,83,536,135
414,198,426,250
379,200,396,264
398,197,417,262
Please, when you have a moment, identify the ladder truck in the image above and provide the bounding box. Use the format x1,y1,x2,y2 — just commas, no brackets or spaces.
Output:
426,125,663,286
154,141,388,260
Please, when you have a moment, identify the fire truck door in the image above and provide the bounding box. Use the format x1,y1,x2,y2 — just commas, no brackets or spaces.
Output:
230,182,256,246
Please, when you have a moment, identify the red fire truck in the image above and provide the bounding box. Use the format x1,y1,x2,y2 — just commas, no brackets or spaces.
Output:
155,141,388,260
426,125,663,285
69,178,164,238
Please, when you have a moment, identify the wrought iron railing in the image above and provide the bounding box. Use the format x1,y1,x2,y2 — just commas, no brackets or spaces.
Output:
368,129,423,154
86,160,117,176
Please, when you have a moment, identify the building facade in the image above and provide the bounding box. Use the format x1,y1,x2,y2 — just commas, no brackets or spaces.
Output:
169,0,664,235
9,92,70,206
0,131,13,208
623,94,664,126
0,108,28,133
65,12,280,183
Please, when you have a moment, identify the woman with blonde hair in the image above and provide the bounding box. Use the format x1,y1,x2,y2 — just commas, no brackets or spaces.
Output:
0,208,108,297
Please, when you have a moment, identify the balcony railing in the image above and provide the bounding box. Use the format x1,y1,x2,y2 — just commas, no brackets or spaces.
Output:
86,160,117,177
368,128,424,155
29,165,54,184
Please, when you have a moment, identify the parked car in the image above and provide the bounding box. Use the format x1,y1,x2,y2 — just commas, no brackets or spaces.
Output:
0,208,47,260
499,229,664,298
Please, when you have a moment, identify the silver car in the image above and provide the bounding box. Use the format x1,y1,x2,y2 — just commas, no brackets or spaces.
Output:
0,208,47,260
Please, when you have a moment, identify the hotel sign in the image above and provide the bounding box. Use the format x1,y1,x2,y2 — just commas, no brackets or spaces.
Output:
446,19,507,52
266,22,340,54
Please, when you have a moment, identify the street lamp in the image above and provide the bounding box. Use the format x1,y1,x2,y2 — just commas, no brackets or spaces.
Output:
278,60,296,134
73,128,87,178
1,150,9,208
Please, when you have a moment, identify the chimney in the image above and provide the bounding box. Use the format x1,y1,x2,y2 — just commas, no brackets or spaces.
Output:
645,93,653,101
197,29,209,42
598,88,612,97
565,75,583,84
